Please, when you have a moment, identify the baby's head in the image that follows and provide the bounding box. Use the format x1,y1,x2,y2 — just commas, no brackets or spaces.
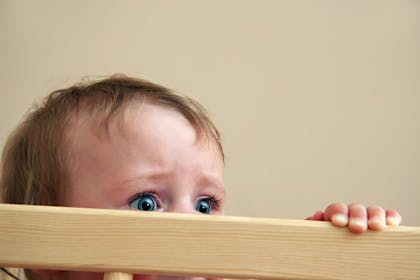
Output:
0,75,225,280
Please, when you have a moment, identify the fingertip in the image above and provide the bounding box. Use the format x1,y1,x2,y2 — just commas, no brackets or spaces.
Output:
324,202,348,221
367,205,386,231
348,218,367,234
331,214,348,227
386,216,398,226
368,217,386,231
347,203,368,233
386,209,402,226
386,215,401,226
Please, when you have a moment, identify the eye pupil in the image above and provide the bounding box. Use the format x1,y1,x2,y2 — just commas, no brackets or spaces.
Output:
141,200,152,211
195,199,211,214
137,195,157,211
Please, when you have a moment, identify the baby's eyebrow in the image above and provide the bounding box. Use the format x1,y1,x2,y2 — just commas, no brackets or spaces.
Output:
124,174,155,183
195,172,225,195
121,169,173,184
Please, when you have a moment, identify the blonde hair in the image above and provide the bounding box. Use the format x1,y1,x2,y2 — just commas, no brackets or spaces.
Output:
0,74,222,206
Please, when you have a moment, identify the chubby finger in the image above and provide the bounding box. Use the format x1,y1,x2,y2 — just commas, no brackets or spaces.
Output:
386,209,402,226
324,203,348,227
367,205,386,230
348,203,368,234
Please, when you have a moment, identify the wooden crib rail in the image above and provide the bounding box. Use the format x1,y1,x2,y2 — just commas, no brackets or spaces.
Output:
0,203,419,280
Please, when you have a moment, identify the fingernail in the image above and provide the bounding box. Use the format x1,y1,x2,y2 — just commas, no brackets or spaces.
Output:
387,216,398,226
349,218,367,230
368,217,385,229
331,214,348,226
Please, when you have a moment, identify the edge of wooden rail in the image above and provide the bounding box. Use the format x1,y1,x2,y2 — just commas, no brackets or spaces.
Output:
0,203,419,280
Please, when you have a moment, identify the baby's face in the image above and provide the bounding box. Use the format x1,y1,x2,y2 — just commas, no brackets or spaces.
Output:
59,101,225,280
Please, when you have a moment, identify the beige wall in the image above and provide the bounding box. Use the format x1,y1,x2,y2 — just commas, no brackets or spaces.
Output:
1,0,419,225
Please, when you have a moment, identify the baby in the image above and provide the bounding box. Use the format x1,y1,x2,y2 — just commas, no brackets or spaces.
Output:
0,75,401,280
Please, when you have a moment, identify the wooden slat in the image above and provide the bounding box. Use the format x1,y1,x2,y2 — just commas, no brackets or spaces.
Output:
103,272,133,280
0,203,419,280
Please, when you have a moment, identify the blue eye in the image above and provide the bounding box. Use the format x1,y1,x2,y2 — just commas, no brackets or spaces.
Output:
130,194,157,211
195,198,212,214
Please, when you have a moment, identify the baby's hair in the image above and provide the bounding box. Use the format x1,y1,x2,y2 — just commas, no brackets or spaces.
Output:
0,74,222,208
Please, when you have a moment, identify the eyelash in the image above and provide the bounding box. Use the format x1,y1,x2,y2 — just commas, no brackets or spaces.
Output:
203,195,223,212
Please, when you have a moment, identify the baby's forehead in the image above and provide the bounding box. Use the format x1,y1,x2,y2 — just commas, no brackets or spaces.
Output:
63,100,224,175
66,99,189,134
63,97,224,163
64,100,216,150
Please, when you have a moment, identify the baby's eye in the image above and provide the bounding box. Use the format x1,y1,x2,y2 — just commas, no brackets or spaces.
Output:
129,193,158,211
195,198,212,214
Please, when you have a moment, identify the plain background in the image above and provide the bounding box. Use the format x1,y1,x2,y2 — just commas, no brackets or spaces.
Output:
1,0,419,225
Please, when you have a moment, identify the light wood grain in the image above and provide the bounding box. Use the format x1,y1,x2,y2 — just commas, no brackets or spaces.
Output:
103,272,133,280
0,203,419,280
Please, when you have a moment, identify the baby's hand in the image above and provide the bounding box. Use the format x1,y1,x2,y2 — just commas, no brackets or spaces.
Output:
306,203,401,234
